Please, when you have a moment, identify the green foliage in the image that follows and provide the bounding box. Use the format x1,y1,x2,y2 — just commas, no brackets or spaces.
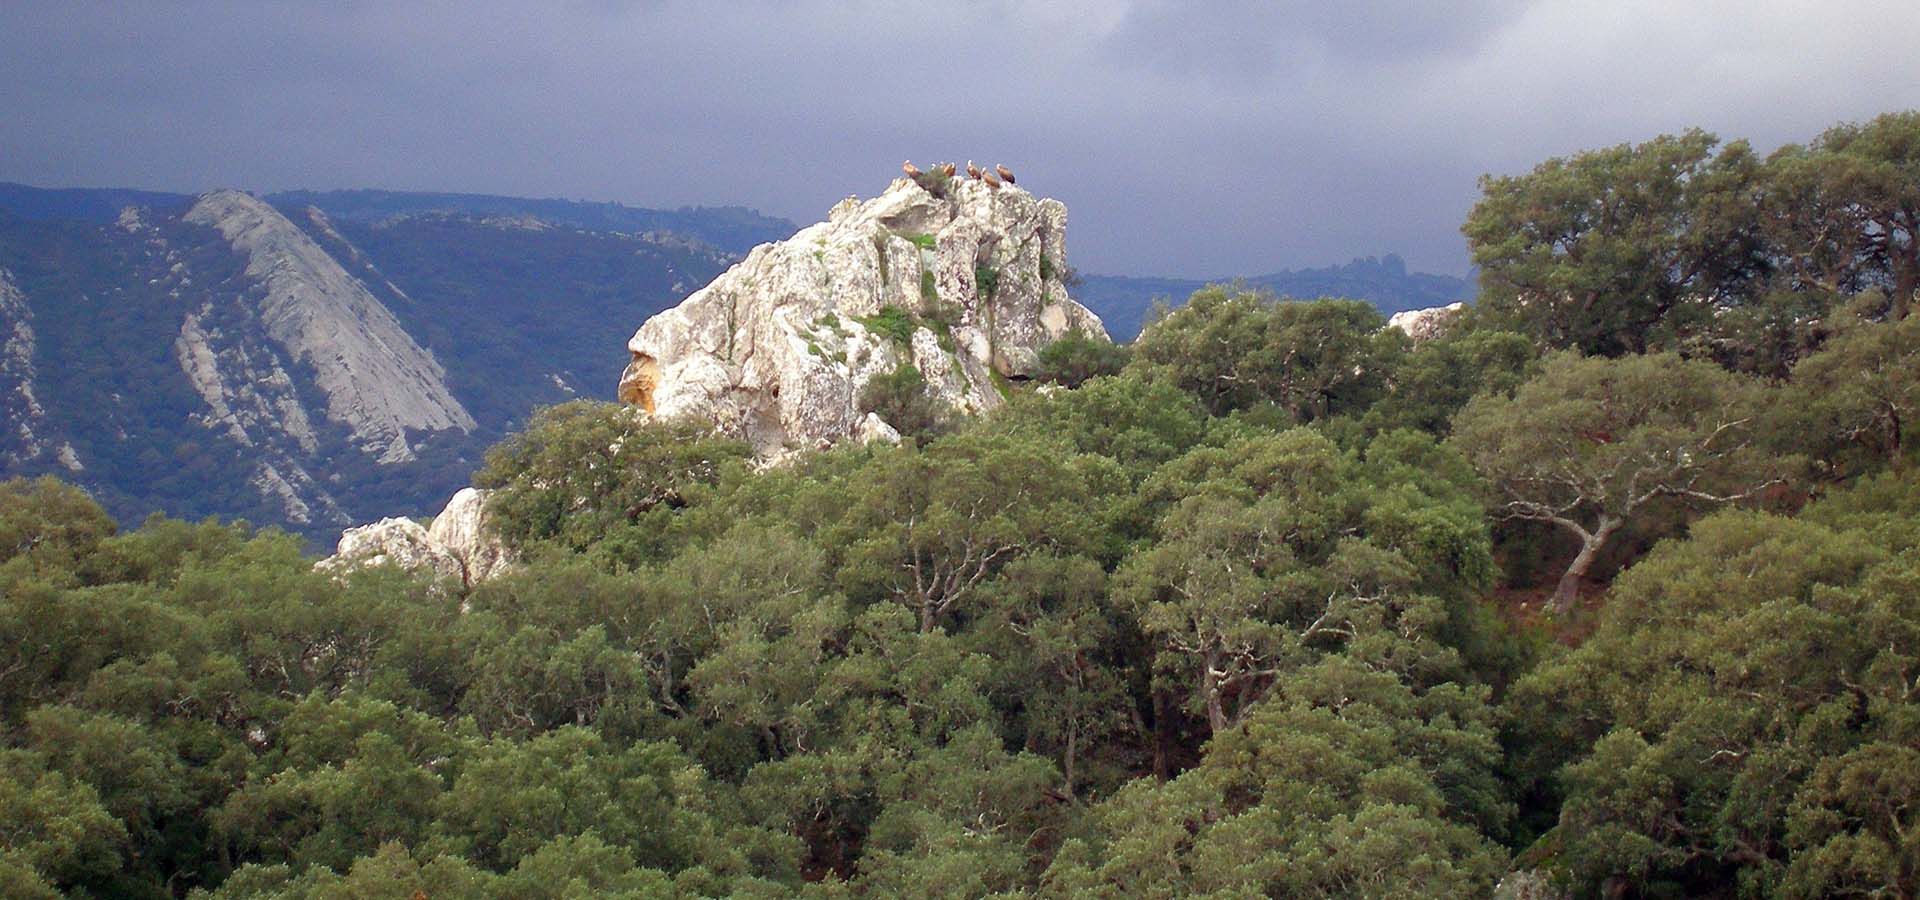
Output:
1044,656,1510,897
0,476,117,586
855,304,919,348
895,231,936,251
1128,287,1403,421
1465,112,1920,367
1035,329,1131,389
855,364,953,443
1449,351,1787,611
973,263,1000,300
1465,129,1766,358
1361,329,1538,437
1507,482,1920,896
472,401,749,557
1776,307,1920,479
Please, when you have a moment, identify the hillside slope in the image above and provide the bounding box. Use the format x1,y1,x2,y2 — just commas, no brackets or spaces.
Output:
0,185,753,542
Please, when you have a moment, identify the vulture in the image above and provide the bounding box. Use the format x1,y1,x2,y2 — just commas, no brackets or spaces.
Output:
902,160,922,177
940,162,958,177
982,171,1002,189
995,164,1016,184
966,161,982,179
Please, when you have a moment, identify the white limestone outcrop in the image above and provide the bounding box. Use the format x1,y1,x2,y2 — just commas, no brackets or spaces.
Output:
1387,301,1466,344
619,175,1108,455
319,487,515,590
184,190,475,463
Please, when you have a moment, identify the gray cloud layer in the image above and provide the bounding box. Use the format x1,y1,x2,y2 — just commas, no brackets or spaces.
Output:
4,1,1918,276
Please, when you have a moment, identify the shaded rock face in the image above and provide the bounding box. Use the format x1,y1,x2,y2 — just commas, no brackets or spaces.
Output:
1387,301,1466,344
620,176,1108,455
319,487,515,590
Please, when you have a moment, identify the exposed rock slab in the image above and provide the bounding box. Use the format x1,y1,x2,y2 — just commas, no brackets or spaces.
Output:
620,175,1108,455
184,190,475,463
0,268,81,472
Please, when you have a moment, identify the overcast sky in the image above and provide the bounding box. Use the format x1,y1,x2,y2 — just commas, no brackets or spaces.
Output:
4,1,1918,277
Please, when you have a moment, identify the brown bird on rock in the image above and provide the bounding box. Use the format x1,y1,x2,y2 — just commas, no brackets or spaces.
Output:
982,171,1002,189
995,164,1016,184
966,161,982,179
902,160,922,178
940,162,957,177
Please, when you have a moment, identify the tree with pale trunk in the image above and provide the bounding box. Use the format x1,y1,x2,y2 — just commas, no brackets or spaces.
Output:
1449,350,1787,613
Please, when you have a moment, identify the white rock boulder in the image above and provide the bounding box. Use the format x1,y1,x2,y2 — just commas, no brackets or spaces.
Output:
319,487,515,590
619,174,1108,455
1387,301,1467,344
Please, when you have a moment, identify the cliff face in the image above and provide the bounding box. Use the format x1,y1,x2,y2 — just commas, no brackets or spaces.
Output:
620,175,1108,455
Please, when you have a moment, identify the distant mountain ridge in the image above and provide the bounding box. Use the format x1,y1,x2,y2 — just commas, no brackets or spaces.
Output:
0,183,757,542
265,188,795,255
0,182,795,256
1077,253,1473,340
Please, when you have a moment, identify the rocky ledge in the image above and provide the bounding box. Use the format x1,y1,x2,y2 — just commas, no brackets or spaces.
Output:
619,170,1108,455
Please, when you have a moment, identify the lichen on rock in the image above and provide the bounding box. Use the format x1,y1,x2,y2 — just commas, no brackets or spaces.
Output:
619,174,1109,455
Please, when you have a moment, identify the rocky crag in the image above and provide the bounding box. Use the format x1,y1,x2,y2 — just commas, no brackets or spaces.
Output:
619,172,1109,455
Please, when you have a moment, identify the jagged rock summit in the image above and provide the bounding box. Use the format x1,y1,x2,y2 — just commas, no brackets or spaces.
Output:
619,172,1108,455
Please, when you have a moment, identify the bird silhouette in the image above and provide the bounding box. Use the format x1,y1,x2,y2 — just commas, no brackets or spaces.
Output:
982,171,1002,189
966,161,982,179
902,160,922,177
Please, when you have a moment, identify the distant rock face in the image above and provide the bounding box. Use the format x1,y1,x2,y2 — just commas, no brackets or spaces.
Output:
183,190,476,463
620,176,1108,455
319,487,515,590
0,269,61,470
1387,301,1466,344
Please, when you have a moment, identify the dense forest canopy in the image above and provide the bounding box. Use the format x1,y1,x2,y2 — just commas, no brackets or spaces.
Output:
4,112,1920,899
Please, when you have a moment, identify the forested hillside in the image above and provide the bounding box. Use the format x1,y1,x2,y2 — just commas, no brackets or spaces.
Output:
5,112,1920,899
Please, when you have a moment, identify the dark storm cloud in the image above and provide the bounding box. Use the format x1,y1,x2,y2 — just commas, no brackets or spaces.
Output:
3,2,1919,278
1099,0,1529,82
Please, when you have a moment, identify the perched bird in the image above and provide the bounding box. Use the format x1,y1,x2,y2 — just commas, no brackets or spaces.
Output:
940,162,957,177
966,161,982,179
902,160,922,177
982,171,1002,189
995,164,1016,184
